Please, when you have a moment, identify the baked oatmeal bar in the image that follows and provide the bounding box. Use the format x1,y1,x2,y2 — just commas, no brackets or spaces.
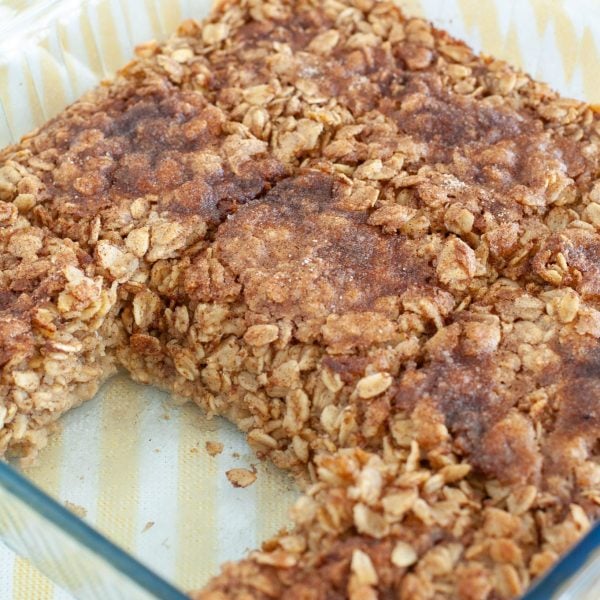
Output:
0,203,117,461
1,0,599,598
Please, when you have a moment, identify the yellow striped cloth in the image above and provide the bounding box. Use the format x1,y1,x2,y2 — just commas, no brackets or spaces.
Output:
0,1,598,598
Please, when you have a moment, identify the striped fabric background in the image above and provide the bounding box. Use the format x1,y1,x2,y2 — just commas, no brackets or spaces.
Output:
0,375,297,598
0,0,599,598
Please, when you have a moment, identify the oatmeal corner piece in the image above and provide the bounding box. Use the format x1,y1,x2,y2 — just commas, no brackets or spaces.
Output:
0,75,284,461
0,203,117,460
1,0,600,598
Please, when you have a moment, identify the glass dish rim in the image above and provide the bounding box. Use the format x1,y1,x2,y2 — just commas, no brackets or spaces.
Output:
2,456,600,599
522,519,600,600
0,460,188,600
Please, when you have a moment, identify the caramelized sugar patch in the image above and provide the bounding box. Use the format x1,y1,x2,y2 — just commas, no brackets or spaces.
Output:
35,86,284,232
217,171,434,320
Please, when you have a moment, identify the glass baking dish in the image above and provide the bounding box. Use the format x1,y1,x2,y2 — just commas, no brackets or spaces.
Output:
0,0,599,598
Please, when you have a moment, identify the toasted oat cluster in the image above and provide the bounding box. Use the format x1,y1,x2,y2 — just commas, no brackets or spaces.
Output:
1,0,599,598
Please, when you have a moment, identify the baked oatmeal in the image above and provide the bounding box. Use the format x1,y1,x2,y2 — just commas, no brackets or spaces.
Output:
0,204,118,459
1,0,599,598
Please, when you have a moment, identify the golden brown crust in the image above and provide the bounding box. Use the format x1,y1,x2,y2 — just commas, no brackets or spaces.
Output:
217,171,435,321
9,82,285,253
1,0,600,598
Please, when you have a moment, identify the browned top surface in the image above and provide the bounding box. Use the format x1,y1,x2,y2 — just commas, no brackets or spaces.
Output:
217,171,435,321
534,228,600,299
202,0,596,190
17,83,285,246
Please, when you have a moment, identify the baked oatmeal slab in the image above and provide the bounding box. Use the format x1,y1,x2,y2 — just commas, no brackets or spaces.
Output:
0,201,119,460
1,0,600,599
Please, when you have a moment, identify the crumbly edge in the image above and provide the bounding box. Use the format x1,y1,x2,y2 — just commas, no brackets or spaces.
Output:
0,201,120,464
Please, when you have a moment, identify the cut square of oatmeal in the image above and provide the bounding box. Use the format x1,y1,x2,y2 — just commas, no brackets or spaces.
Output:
0,202,118,460
1,0,600,598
